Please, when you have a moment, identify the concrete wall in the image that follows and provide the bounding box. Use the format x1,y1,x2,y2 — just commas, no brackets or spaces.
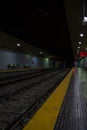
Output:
0,49,52,70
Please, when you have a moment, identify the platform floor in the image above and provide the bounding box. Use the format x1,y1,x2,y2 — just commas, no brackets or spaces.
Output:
23,68,87,130
55,68,87,130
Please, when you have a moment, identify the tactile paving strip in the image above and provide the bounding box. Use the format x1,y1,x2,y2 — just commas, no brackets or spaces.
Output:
54,69,87,130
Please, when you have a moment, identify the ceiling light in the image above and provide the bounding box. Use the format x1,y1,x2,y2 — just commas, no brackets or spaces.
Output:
17,43,21,46
78,46,80,49
80,33,84,37
83,16,87,22
79,42,82,44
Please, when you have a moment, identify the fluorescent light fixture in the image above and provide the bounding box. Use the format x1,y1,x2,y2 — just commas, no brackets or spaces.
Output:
83,16,87,22
79,42,82,44
80,33,84,37
17,43,21,46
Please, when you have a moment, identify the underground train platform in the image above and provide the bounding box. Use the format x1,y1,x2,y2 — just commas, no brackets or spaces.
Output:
0,67,87,130
1,0,87,129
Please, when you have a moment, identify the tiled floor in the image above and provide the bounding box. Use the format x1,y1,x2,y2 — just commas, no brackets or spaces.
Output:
54,68,87,130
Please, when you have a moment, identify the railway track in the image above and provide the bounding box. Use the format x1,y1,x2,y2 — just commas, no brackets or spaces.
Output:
0,69,57,86
0,69,70,130
0,70,61,97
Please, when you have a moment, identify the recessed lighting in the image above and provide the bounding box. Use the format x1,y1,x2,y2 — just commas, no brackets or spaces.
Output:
78,46,80,49
85,48,87,50
80,33,84,37
83,16,87,22
17,43,21,46
79,42,82,44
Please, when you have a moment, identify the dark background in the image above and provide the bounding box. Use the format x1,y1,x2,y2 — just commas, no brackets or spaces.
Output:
0,0,74,62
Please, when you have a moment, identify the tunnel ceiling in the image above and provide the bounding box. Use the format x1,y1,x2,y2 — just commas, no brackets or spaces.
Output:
0,0,74,61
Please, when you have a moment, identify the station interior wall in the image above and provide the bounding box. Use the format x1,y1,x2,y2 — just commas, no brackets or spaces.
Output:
0,49,53,70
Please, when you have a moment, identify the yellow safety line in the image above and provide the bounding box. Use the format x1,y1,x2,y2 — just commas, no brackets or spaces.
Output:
23,70,73,130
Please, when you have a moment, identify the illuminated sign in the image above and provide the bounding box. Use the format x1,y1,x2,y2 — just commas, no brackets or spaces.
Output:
80,52,87,57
